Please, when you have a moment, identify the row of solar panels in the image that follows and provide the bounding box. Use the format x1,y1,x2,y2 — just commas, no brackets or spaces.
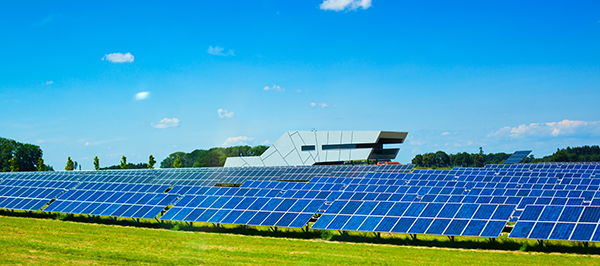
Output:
1,164,415,183
409,171,597,179
311,175,600,190
2,163,600,242
486,163,600,170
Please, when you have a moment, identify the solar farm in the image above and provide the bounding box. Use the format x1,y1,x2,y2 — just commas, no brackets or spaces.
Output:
2,162,600,264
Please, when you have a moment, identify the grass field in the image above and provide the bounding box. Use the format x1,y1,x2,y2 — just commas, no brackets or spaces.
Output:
1,214,600,265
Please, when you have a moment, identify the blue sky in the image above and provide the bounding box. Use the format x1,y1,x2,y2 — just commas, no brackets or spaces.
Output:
1,0,599,170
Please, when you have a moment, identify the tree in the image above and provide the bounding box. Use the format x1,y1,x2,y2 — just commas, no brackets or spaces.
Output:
9,157,19,172
435,151,450,167
474,154,485,167
65,157,74,171
411,154,423,166
120,156,127,169
93,156,100,170
173,155,182,168
37,157,45,171
1,137,44,172
160,145,270,168
422,153,436,167
148,155,156,169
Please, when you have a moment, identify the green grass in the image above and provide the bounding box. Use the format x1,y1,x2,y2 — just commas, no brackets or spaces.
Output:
1,215,600,265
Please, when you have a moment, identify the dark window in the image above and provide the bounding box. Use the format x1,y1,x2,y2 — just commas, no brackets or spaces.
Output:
322,144,357,150
301,145,316,151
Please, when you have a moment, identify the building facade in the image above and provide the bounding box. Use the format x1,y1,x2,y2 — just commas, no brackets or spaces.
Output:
224,131,408,167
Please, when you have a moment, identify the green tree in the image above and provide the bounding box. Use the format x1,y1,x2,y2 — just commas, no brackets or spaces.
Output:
9,157,19,172
173,155,182,168
1,137,44,172
120,156,127,169
474,154,485,167
93,156,100,170
65,157,74,171
148,155,156,169
435,151,450,167
411,154,423,166
160,145,270,168
37,157,45,171
422,153,436,167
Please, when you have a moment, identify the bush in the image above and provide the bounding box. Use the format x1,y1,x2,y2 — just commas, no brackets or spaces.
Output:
520,243,530,252
321,231,333,241
171,224,180,231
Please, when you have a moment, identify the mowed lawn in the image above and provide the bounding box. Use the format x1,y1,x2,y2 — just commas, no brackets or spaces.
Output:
1,216,599,265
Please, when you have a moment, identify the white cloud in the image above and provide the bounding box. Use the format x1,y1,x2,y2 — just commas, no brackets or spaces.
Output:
320,0,372,11
218,108,234,119
263,84,285,92
134,91,150,100
489,119,600,139
152,118,180,129
222,136,254,146
102,52,134,63
310,102,330,108
44,81,53,85
441,132,450,136
36,139,44,144
207,46,235,56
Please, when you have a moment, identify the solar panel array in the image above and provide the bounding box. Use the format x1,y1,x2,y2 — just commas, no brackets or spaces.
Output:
0,164,413,215
4,162,600,242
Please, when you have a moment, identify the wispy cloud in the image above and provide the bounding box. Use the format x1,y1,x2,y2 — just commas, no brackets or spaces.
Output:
102,52,134,63
83,138,124,146
441,132,450,136
489,119,600,138
152,118,180,129
207,46,235,56
43,81,53,85
222,136,254,146
134,91,150,100
33,14,56,27
263,85,285,92
320,0,372,11
310,102,332,108
218,108,234,119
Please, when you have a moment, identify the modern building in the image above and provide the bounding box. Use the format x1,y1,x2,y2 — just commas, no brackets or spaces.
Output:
224,131,408,167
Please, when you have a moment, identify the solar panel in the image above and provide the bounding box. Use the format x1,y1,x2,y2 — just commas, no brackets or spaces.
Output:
509,205,600,241
503,151,533,164
44,189,177,219
0,179,78,211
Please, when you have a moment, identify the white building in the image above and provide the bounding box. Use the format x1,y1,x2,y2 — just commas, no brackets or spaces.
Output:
224,131,408,167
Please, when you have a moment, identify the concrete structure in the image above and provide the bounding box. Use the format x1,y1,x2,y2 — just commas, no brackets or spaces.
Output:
224,131,408,167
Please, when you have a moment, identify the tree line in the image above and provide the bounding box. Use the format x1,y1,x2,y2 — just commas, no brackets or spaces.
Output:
0,137,53,172
538,145,600,162
161,145,269,168
411,145,599,168
411,147,519,168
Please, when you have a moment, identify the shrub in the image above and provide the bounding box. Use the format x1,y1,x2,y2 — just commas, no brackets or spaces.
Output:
321,231,333,241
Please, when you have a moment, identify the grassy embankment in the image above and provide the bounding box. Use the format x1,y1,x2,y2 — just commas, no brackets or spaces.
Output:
1,214,600,265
